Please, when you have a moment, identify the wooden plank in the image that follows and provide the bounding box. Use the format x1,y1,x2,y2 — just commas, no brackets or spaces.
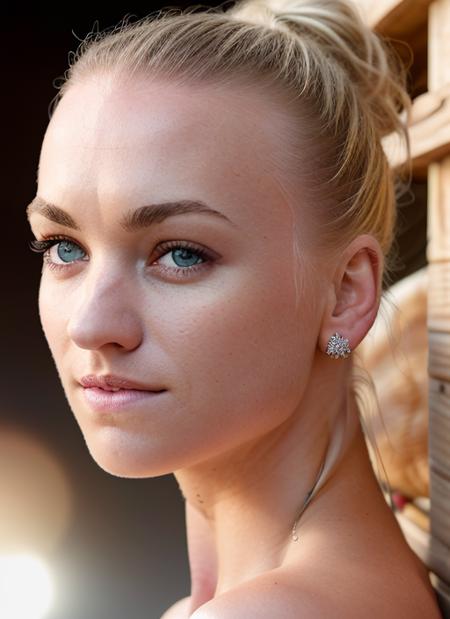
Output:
382,85,450,173
427,262,450,332
373,0,450,170
356,0,429,100
430,471,450,552
429,0,450,91
428,157,450,262
429,339,450,385
356,0,432,36
429,378,450,478
428,0,450,592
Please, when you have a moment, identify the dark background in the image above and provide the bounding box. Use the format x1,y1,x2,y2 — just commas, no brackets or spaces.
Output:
2,5,207,619
1,3,427,618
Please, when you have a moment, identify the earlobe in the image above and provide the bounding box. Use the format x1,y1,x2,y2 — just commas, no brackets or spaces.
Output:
319,236,383,356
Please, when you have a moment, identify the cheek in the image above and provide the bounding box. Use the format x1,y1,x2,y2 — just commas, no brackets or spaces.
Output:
34,257,320,475
38,279,67,362
158,264,318,445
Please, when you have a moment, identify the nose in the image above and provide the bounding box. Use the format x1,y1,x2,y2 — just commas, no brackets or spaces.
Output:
66,268,144,351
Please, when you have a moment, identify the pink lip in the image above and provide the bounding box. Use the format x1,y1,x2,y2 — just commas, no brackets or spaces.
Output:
82,386,166,412
79,374,163,391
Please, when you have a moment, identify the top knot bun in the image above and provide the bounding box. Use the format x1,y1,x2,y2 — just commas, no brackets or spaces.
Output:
229,0,412,140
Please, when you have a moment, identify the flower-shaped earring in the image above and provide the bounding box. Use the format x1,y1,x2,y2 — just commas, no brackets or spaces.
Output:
326,332,351,359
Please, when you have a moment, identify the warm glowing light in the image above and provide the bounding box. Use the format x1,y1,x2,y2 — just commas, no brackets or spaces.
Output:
0,554,54,619
0,425,72,554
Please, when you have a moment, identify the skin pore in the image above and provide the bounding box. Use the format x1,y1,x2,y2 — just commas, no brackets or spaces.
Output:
27,74,436,617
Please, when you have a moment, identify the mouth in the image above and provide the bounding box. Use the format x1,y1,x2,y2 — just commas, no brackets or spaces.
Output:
81,386,167,412
79,374,166,392
92,387,166,393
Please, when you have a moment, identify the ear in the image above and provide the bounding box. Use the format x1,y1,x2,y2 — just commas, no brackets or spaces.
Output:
319,234,384,356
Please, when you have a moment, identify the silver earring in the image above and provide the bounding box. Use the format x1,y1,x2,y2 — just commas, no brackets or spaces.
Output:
326,332,351,359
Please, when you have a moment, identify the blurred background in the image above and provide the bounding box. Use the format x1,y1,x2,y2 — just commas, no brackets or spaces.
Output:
1,2,429,618
2,4,208,618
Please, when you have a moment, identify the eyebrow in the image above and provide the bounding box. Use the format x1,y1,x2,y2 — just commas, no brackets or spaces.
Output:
26,196,236,231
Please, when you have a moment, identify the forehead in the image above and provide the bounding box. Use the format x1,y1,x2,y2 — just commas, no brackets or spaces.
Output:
41,76,282,178
37,74,297,232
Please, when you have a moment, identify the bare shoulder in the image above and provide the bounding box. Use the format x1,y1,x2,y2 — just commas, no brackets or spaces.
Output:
188,573,330,618
160,595,192,619
190,557,442,619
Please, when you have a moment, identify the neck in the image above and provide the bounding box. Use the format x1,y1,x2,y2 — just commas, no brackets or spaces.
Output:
174,359,368,606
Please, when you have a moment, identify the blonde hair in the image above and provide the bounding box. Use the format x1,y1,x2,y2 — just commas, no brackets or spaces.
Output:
52,0,414,505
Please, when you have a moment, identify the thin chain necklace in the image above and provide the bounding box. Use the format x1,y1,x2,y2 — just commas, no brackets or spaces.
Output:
291,455,327,541
290,401,353,542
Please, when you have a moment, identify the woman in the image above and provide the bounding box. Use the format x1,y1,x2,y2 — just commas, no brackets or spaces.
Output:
26,0,442,616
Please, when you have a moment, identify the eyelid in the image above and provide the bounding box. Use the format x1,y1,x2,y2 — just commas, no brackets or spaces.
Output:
30,234,218,258
29,233,220,279
30,232,86,249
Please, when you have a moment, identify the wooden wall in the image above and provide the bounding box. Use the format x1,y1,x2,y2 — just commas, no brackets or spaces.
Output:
357,0,450,615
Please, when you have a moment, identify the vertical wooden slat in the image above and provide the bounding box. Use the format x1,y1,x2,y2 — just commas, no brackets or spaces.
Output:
429,0,450,91
356,1,450,611
428,159,450,262
428,1,450,612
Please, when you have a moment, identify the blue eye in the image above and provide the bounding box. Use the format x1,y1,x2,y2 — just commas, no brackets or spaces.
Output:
54,239,86,262
170,247,200,267
28,235,217,280
29,236,87,269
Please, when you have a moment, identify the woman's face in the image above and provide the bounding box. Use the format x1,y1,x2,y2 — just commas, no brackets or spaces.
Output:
28,75,324,477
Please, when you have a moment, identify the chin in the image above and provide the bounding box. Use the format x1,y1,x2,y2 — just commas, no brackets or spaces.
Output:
95,460,154,479
89,450,173,479
81,430,177,479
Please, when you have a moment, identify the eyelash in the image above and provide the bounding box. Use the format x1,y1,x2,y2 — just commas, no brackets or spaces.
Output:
28,234,215,280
